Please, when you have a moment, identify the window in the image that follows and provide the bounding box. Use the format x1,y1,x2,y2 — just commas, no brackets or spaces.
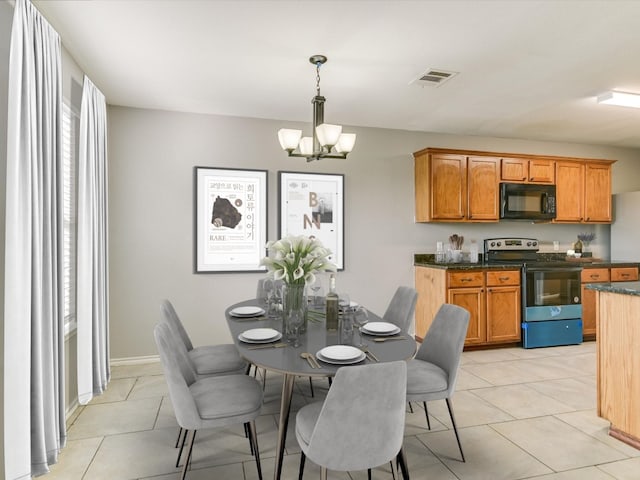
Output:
62,100,79,335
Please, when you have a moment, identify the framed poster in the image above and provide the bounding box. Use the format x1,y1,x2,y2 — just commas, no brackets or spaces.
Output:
278,171,344,270
194,167,268,273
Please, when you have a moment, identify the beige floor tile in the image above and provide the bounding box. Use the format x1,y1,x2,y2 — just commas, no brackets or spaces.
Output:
528,466,618,479
110,361,164,379
244,452,351,480
527,378,597,410
142,461,245,479
84,427,180,479
455,368,493,390
128,374,169,399
597,457,640,479
45,436,103,480
462,348,522,364
404,402,447,436
418,424,552,479
155,395,179,429
491,416,627,471
471,384,574,419
463,360,546,386
68,397,161,440
425,391,514,428
85,377,136,405
554,409,640,458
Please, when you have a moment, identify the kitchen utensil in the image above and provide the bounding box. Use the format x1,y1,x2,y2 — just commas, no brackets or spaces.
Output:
247,342,287,350
373,336,406,343
300,352,317,369
359,346,379,362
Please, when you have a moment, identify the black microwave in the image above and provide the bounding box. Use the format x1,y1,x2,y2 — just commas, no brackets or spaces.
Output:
500,183,556,220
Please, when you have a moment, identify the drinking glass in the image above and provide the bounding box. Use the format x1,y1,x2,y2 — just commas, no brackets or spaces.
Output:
352,306,369,347
261,278,274,306
267,284,282,319
309,282,324,307
287,309,305,348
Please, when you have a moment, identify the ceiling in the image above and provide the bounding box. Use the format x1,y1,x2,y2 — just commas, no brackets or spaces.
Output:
32,0,640,149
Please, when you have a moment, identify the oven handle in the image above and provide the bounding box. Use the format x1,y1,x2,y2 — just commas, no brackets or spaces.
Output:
524,266,583,273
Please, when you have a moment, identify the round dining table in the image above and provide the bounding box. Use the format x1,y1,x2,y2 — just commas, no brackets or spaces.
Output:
225,299,417,480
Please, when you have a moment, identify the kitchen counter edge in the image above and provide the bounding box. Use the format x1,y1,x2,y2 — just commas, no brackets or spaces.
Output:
585,281,640,296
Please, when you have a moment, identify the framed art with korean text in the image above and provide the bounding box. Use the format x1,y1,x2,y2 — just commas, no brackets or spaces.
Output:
195,167,268,273
278,171,344,270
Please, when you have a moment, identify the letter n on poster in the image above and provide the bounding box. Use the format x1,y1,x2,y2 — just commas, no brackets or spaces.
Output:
278,171,344,270
195,167,268,273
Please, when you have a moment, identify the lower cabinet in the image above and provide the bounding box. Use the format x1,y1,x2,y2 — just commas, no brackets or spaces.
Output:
415,266,521,347
581,266,639,339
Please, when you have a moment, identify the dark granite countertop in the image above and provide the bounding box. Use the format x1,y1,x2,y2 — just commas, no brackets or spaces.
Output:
586,281,640,296
414,253,640,270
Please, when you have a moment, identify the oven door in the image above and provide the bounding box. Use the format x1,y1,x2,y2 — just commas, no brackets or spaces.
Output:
524,266,582,307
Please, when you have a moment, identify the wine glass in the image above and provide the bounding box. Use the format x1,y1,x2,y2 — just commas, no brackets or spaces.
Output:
261,278,274,306
309,282,324,307
287,310,305,348
352,306,369,347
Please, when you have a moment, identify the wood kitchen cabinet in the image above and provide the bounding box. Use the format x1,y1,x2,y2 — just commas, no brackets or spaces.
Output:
581,266,638,339
415,266,521,347
501,158,555,184
555,160,613,223
414,149,499,222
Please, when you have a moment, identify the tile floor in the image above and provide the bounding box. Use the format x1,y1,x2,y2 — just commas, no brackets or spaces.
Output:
47,341,640,479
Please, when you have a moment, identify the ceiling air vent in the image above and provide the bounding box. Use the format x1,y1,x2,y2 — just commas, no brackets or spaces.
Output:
412,69,458,87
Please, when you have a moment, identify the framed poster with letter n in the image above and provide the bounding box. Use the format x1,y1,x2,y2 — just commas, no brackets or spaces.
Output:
278,171,344,270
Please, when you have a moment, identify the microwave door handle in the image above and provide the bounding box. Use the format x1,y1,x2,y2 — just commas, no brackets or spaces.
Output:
541,193,548,213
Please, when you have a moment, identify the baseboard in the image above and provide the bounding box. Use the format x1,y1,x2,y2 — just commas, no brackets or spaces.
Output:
110,355,160,366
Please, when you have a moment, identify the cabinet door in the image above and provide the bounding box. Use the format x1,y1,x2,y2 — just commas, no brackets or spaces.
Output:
555,161,585,222
584,163,612,222
430,154,467,221
467,156,499,221
414,266,447,339
486,285,521,343
528,159,555,183
580,269,609,337
501,158,528,182
448,287,485,345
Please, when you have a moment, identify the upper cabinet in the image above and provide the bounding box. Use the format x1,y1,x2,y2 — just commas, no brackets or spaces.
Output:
501,158,555,184
415,150,499,222
555,161,613,223
414,147,614,224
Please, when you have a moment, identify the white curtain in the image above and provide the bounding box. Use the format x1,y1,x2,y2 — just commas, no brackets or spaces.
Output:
4,0,65,477
77,75,110,405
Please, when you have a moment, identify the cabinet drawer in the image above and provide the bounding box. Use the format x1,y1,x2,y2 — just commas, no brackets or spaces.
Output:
448,271,484,288
581,268,610,283
486,270,520,286
611,267,639,282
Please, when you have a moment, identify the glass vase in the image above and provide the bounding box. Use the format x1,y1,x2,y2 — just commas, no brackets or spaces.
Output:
282,283,307,345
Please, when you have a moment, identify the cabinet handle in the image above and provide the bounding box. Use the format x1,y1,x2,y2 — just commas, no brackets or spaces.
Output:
590,274,600,279
621,273,630,278
499,276,510,281
460,278,473,282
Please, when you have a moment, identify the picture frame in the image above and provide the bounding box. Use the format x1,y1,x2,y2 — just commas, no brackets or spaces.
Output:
278,171,344,270
194,166,268,273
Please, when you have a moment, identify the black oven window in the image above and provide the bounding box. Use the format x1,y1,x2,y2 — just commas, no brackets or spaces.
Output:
526,270,581,306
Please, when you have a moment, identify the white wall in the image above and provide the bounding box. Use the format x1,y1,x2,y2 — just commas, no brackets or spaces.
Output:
107,105,640,359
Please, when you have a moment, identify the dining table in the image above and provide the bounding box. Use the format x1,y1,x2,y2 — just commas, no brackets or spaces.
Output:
225,298,418,480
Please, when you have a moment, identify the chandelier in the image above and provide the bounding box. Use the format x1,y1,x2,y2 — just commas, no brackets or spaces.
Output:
277,55,356,162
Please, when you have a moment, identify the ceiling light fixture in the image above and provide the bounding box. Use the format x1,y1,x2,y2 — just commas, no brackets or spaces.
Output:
597,90,640,109
277,55,356,162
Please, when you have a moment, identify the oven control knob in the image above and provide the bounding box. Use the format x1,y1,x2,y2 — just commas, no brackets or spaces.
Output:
490,241,495,247
497,242,502,247
527,242,532,246
533,241,538,247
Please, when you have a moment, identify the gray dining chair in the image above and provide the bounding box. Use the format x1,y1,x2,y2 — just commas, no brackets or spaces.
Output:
382,286,418,333
406,303,470,462
160,299,248,376
154,322,264,480
296,361,409,480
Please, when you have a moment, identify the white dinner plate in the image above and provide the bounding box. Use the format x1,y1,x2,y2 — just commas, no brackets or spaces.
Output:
317,345,363,361
361,322,400,336
316,349,366,365
230,306,266,317
239,328,280,342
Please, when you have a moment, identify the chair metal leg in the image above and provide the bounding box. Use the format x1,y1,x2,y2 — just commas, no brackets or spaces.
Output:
408,402,414,413
175,427,183,447
298,451,306,480
327,377,332,387
262,368,267,390
248,420,263,480
180,429,196,480
367,468,372,480
446,397,465,462
176,428,189,467
423,402,431,430
397,447,410,480
309,377,314,397
320,466,328,480
390,460,397,480
246,363,252,375
244,423,254,455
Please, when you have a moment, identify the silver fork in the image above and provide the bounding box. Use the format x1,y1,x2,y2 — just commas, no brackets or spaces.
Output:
360,346,380,362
